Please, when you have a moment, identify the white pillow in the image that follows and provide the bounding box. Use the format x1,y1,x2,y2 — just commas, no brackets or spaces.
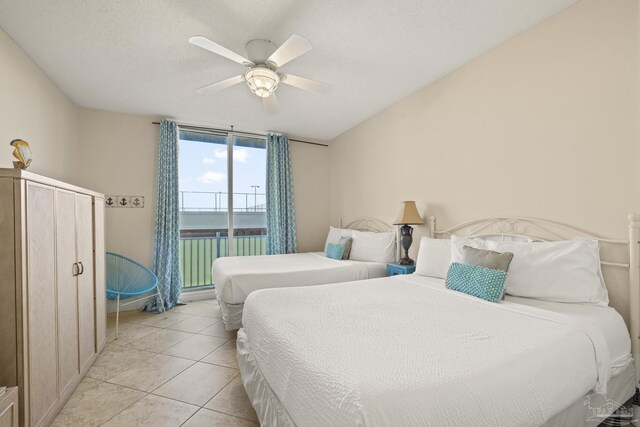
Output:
325,227,353,251
450,235,490,263
349,230,396,263
451,235,608,305
415,237,451,279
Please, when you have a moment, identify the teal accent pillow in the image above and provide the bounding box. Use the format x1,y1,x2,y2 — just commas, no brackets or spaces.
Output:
445,262,507,303
326,243,346,260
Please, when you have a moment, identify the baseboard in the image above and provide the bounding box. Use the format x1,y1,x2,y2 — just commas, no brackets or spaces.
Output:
180,288,216,302
106,288,217,313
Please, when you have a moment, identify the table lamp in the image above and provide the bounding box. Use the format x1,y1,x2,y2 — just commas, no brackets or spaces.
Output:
393,201,424,265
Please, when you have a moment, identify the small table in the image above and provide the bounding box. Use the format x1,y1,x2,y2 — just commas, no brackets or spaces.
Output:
387,263,416,276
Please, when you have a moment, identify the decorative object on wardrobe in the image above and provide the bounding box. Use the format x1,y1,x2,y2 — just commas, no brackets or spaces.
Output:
9,139,32,169
393,201,424,265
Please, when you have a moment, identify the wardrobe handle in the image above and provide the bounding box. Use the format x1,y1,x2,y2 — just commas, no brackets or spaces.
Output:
78,262,84,275
72,262,79,277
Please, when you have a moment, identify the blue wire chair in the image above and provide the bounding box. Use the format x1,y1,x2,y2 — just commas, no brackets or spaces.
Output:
106,252,167,339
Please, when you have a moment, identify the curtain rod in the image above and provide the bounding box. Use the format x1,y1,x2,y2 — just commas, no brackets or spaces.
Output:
151,122,329,148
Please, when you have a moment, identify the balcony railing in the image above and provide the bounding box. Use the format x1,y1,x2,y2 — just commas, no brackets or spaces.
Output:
180,232,267,289
180,191,266,212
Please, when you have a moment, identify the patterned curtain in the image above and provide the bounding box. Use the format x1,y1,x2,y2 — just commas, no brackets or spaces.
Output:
266,133,297,254
144,119,182,311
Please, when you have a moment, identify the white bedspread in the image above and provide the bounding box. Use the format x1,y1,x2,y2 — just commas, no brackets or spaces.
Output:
212,252,385,304
242,274,624,427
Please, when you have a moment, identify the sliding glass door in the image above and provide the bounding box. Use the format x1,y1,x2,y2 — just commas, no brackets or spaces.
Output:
178,130,266,289
231,135,267,257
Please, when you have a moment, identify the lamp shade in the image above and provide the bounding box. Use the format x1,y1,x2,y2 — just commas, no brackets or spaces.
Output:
393,201,424,225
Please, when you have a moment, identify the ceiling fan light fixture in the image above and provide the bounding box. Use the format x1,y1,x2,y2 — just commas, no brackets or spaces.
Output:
245,67,280,98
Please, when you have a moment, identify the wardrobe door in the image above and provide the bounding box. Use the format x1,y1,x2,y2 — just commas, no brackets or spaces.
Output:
25,182,58,426
55,189,80,397
75,194,96,371
93,198,107,351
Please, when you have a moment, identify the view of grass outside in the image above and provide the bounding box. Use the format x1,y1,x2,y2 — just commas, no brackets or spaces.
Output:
179,131,267,290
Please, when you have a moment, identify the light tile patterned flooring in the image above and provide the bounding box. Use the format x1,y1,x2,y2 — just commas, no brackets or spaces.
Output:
53,300,259,426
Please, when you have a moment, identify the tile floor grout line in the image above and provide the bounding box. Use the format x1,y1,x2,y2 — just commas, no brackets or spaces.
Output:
96,391,150,426
199,361,238,370
207,407,259,423
64,378,104,401
111,343,193,360
179,410,199,427
163,339,232,361
100,356,197,394
200,373,240,406
119,329,198,354
147,361,239,401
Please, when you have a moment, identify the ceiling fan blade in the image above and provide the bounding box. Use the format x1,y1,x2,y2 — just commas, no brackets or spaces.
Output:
189,36,255,67
262,93,278,114
266,34,312,68
281,74,330,94
197,75,245,95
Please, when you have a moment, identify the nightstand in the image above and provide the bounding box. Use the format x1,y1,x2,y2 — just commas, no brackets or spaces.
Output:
387,263,416,276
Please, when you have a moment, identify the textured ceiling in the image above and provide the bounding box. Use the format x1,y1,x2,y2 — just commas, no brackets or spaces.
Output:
0,0,576,140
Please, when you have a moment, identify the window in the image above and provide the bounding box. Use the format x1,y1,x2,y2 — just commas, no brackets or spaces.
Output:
178,130,267,289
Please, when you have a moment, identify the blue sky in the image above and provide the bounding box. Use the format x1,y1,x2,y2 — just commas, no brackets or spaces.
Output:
178,139,266,210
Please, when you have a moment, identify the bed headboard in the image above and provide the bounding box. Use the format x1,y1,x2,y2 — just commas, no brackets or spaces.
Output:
340,217,393,232
430,214,640,379
338,217,400,262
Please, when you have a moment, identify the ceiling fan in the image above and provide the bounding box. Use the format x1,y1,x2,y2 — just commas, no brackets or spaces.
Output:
189,34,330,113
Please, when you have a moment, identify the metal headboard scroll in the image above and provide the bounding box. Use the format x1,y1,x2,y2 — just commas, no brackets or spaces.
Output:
338,217,400,262
430,216,629,268
340,217,394,233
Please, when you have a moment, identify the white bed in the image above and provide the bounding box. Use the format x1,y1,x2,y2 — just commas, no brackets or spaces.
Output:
237,215,640,426
212,218,394,330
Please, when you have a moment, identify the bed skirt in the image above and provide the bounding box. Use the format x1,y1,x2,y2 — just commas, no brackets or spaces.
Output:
545,360,635,427
237,328,296,426
216,297,244,331
237,327,636,427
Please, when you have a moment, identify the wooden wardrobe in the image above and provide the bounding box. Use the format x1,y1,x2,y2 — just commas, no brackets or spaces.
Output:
0,169,107,427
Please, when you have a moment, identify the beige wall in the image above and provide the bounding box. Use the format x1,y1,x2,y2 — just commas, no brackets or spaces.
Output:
0,28,79,181
75,109,160,267
290,140,330,252
330,0,639,243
